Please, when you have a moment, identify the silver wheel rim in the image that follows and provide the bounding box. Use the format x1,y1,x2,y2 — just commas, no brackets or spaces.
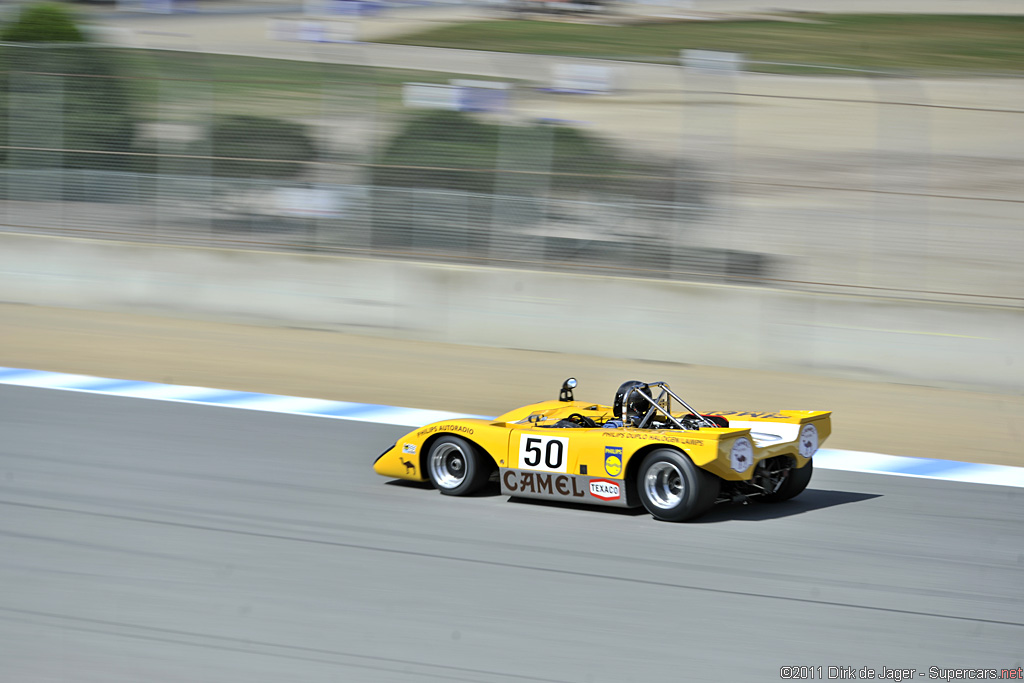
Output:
429,443,467,489
644,461,685,509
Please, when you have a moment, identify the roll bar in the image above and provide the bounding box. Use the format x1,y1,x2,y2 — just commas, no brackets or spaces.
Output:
624,381,718,430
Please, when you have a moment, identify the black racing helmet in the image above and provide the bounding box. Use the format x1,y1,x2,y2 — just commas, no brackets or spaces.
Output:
613,380,650,422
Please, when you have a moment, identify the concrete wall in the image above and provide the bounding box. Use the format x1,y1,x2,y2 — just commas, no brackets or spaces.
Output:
1,233,1021,393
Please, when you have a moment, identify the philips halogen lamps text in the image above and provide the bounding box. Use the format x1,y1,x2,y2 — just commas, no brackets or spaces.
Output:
780,667,1023,681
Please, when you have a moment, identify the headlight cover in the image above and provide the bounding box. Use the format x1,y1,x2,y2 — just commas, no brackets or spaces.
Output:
729,437,753,473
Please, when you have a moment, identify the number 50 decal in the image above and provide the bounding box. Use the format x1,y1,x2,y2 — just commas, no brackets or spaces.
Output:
518,434,569,473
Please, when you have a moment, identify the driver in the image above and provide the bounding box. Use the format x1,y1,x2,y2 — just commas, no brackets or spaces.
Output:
612,380,651,427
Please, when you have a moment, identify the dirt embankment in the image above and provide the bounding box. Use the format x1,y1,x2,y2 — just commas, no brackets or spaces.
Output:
3,303,1021,466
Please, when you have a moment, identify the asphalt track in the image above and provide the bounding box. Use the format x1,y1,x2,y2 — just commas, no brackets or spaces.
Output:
1,386,1022,683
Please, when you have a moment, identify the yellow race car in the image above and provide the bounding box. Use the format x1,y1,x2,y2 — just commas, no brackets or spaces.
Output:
374,379,831,521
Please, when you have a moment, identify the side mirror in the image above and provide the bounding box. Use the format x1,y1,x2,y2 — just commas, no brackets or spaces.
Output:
559,377,577,402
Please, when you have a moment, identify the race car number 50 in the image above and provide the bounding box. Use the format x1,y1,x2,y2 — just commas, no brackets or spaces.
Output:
519,435,569,473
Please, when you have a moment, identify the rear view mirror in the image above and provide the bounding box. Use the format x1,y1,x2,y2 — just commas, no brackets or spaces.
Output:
559,377,577,402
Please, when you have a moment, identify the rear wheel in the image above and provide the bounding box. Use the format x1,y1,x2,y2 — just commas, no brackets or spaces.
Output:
637,449,720,522
760,459,813,503
426,436,491,496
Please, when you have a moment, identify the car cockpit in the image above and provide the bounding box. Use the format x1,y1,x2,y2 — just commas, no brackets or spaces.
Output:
533,378,728,431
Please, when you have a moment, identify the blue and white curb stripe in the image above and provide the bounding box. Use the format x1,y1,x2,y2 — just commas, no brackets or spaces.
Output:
0,366,487,427
812,449,1024,488
2,366,1022,489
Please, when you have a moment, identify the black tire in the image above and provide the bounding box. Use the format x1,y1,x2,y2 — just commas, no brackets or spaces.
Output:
425,436,492,496
636,449,720,522
760,459,813,503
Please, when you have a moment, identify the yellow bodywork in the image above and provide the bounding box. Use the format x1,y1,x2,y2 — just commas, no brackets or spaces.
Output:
373,399,831,496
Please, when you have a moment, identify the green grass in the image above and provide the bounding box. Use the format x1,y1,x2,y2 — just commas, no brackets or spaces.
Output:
100,49,475,118
117,49,458,98
382,14,1024,73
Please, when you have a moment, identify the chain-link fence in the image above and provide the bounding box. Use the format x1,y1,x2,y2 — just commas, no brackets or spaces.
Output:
1,42,1021,304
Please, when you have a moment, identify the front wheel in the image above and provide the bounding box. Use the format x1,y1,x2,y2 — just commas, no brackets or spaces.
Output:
426,436,491,496
760,459,813,503
637,449,720,522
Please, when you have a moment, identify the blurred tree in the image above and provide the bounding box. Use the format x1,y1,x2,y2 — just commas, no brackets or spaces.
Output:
373,110,499,195
372,109,691,202
369,109,704,253
0,3,85,42
0,3,138,172
202,115,317,180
